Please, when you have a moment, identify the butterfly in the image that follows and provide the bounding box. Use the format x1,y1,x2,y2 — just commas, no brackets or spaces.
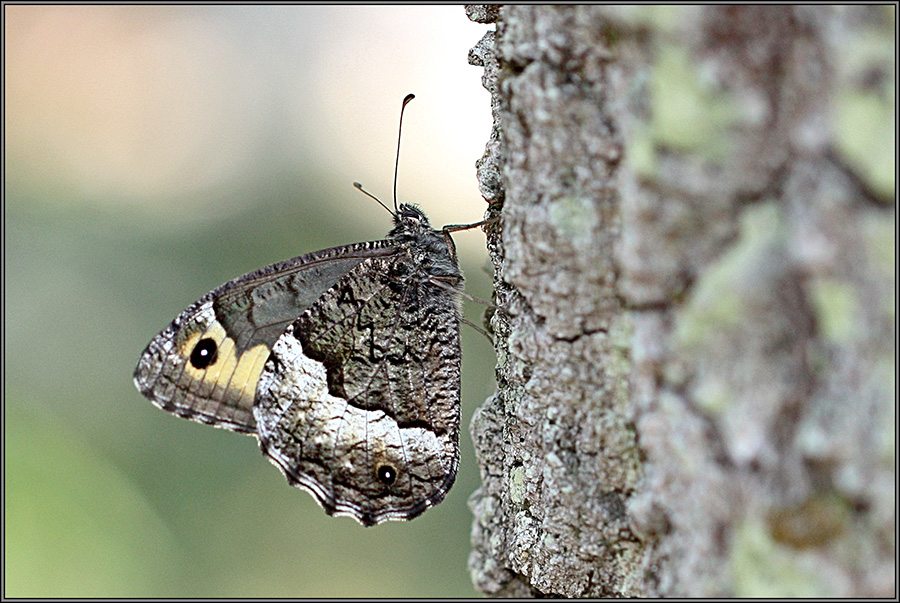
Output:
134,95,464,526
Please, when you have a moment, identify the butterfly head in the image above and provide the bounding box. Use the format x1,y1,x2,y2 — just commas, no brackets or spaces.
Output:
394,203,430,227
389,203,434,239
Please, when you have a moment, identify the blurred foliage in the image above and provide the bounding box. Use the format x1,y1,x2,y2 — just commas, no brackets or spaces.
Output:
5,6,495,597
5,166,495,598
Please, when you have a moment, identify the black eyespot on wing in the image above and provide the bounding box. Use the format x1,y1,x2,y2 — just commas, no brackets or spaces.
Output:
190,338,218,368
377,464,397,486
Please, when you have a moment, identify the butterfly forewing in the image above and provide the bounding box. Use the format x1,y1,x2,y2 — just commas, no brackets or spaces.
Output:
133,241,398,433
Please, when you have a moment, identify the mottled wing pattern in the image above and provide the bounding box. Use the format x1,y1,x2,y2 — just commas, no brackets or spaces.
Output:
133,242,397,433
254,247,462,526
135,202,464,526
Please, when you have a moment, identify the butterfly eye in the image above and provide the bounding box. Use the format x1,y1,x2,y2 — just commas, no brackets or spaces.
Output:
190,338,218,369
376,464,397,486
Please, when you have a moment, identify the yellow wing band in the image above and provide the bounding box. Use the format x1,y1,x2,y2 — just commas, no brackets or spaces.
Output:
178,321,270,410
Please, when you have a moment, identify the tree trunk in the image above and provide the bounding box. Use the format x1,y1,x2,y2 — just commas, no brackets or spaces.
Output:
466,5,895,597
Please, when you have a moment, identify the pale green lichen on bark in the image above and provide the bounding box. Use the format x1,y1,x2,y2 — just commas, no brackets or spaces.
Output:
691,376,732,415
508,466,526,506
609,314,634,411
862,213,896,279
806,278,861,345
602,4,685,33
651,44,739,159
831,8,896,199
625,125,658,178
875,357,896,465
548,195,600,246
861,212,897,322
731,519,832,598
674,202,783,351
833,88,895,199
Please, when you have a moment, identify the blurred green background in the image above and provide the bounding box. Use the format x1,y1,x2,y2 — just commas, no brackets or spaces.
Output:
5,6,495,597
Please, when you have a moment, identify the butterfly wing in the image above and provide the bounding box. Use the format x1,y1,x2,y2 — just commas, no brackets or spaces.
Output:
135,202,464,526
133,241,398,433
254,245,462,526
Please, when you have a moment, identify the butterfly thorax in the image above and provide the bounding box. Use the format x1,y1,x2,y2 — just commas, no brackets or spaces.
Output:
389,203,463,285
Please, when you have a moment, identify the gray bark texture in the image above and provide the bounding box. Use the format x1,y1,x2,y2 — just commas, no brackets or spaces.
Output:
465,5,895,597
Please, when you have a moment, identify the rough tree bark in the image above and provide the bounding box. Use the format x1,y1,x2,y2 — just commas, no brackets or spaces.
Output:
466,5,894,597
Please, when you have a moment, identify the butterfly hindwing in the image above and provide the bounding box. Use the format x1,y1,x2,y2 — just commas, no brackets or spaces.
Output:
254,248,462,526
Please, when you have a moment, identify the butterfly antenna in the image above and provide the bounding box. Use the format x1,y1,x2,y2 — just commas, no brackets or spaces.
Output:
353,181,394,215
394,93,415,213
